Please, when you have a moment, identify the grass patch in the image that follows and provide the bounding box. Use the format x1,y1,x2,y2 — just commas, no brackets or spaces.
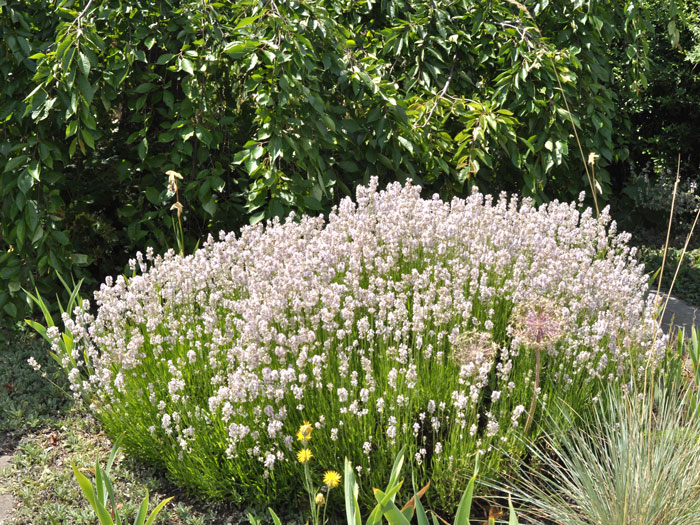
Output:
0,415,254,524
0,329,70,438
0,330,265,524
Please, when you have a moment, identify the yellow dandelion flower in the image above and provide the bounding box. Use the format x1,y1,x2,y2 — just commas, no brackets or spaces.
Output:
297,448,313,463
297,421,313,442
315,493,326,506
323,470,341,488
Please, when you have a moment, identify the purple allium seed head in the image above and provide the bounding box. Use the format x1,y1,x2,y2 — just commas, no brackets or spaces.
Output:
512,299,564,350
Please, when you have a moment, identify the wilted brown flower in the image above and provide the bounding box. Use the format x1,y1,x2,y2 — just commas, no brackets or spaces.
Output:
166,170,183,195
170,201,183,218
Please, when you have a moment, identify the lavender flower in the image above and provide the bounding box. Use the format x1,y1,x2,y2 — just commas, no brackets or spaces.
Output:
57,179,665,504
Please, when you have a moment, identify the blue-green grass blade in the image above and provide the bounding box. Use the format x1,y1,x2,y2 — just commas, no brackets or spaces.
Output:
95,463,106,508
73,465,98,509
267,508,283,525
414,492,429,525
102,473,121,525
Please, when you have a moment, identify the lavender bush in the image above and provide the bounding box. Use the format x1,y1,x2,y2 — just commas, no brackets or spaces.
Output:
47,180,665,508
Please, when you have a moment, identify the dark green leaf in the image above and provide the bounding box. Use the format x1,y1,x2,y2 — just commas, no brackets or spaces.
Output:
137,137,148,160
28,160,41,180
339,160,359,172
78,51,90,76
179,57,194,75
163,91,174,108
234,15,261,30
303,195,323,211
25,200,39,233
145,187,162,205
18,170,34,194
4,155,28,173
71,253,89,266
157,53,175,65
135,82,155,93
202,196,217,216
51,230,70,245
78,73,95,104
3,302,17,317
16,220,26,248
81,129,95,149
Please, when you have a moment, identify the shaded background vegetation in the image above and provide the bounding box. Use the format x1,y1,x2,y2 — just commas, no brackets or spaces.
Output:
1,0,699,325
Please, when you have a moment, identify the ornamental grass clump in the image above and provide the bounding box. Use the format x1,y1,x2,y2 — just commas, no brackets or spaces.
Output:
509,382,700,524
48,180,665,509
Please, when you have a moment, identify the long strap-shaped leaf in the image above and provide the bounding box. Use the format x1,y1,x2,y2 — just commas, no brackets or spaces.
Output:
102,437,125,525
72,465,98,509
133,492,149,525
106,436,125,476
56,273,83,314
344,457,362,525
145,497,174,525
386,446,407,501
95,463,106,511
373,488,410,525
23,287,55,330
72,465,115,525
413,488,430,525
508,494,519,525
453,456,479,525
101,469,122,525
364,446,408,524
366,501,384,525
267,508,283,525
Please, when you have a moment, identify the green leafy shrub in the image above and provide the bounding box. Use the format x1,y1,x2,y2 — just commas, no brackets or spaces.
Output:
637,246,700,305
617,165,700,246
2,0,651,324
616,0,700,228
685,3,700,64
33,181,664,511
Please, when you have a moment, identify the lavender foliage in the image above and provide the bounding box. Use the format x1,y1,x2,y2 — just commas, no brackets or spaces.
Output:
52,180,665,506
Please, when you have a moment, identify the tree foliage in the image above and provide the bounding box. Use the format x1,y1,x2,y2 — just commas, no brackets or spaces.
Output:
623,0,700,173
613,0,700,235
1,0,650,323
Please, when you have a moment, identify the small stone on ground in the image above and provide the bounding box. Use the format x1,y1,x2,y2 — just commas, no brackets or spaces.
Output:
0,455,14,523
0,494,13,524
